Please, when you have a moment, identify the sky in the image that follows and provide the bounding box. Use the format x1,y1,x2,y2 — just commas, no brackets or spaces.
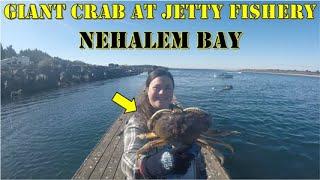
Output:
1,1,319,71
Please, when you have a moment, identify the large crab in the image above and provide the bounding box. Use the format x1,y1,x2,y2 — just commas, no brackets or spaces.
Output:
136,107,239,164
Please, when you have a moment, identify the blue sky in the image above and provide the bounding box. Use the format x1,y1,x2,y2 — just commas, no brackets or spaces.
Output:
1,1,319,70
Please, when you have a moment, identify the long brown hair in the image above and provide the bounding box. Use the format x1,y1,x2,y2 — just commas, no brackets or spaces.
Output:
135,68,175,126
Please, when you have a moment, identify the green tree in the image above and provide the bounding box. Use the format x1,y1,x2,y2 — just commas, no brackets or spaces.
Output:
4,45,17,59
20,48,51,63
1,44,4,60
1,45,17,59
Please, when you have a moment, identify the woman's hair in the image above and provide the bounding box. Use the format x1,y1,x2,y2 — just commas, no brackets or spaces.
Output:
146,68,175,88
136,68,175,126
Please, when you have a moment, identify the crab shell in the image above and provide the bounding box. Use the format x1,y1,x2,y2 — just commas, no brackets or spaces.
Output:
148,107,212,145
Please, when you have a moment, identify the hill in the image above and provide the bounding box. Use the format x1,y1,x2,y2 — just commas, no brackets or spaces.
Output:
1,45,163,99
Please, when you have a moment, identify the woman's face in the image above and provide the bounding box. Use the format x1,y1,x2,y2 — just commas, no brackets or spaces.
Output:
147,76,174,110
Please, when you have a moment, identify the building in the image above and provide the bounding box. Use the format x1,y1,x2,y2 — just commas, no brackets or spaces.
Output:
1,56,31,66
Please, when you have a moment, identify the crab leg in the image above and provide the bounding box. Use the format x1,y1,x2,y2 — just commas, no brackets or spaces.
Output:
196,138,225,164
200,134,219,141
202,129,240,137
137,132,158,140
136,139,167,159
196,138,215,153
200,136,234,153
212,149,225,165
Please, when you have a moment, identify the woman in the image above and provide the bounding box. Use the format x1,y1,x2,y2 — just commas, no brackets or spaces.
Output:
121,68,204,179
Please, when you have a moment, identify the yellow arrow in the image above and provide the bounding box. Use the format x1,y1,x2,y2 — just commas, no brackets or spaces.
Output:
112,92,137,113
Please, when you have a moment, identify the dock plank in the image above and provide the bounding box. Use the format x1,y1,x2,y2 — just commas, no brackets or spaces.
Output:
201,148,230,179
102,135,124,179
113,151,126,179
89,122,124,179
73,117,124,179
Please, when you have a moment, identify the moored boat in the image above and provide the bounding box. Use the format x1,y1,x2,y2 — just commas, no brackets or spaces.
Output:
214,73,233,79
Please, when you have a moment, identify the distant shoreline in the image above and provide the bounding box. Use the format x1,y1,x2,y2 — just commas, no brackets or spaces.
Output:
242,71,320,78
170,68,320,78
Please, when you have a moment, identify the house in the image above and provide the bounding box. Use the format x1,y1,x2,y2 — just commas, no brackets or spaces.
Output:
1,56,31,66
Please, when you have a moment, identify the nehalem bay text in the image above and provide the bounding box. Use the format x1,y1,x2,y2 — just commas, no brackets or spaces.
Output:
79,31,243,50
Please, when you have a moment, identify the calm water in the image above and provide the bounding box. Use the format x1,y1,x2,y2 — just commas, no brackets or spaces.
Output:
1,69,319,178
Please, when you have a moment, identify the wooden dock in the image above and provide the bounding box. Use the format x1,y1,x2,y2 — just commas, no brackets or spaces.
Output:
73,113,230,179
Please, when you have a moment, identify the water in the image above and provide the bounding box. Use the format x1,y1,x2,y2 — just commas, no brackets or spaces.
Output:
1,70,319,178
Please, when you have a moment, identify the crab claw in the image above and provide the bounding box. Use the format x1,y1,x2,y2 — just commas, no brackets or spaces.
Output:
148,109,172,130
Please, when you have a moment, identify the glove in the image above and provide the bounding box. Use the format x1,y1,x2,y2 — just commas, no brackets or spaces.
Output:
172,142,201,174
139,143,200,178
185,142,201,157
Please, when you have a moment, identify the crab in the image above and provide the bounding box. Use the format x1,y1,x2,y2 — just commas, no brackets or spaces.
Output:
136,107,240,164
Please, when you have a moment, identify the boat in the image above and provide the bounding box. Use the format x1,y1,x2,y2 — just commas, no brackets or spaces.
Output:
214,73,233,79
223,85,233,90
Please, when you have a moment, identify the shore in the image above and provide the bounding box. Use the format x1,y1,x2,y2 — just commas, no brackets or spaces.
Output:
170,68,320,78
242,71,320,78
238,68,320,78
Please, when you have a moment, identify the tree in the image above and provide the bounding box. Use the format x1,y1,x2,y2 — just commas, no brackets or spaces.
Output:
4,45,17,59
1,44,4,60
20,48,51,63
1,45,17,59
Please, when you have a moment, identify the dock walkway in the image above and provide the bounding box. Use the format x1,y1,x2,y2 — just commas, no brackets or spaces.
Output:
73,114,230,179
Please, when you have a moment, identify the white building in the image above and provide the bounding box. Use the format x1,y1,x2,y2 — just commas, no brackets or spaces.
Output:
1,56,31,66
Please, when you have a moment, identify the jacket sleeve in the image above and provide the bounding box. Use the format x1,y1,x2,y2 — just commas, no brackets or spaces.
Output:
121,114,147,179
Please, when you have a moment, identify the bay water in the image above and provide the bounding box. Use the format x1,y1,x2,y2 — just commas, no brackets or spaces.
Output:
1,69,319,178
